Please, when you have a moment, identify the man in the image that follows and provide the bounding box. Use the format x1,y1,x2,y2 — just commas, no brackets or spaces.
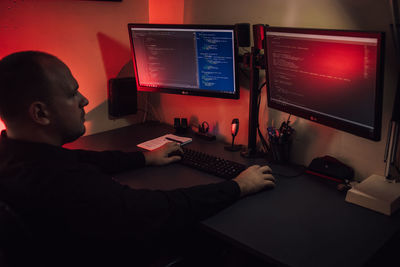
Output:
0,51,275,266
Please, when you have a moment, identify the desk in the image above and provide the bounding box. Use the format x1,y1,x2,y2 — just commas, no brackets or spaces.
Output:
66,122,400,267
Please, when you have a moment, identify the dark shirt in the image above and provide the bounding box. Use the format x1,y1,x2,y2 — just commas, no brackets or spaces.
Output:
0,131,240,266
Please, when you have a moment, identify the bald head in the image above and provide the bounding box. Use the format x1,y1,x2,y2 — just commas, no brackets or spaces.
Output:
0,51,65,122
0,51,89,145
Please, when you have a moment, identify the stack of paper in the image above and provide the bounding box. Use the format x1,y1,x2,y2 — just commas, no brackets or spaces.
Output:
137,134,192,150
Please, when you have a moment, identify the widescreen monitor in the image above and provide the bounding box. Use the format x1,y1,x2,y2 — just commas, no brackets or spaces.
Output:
264,27,385,141
128,24,239,99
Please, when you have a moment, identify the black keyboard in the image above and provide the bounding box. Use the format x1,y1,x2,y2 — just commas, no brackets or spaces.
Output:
178,147,247,179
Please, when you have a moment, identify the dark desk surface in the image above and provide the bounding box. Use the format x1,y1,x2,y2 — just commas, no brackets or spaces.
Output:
66,122,400,267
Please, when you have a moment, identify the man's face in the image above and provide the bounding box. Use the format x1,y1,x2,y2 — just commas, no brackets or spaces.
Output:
45,61,89,144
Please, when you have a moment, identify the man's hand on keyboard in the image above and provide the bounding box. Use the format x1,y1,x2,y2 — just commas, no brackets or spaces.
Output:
233,165,275,197
144,142,183,166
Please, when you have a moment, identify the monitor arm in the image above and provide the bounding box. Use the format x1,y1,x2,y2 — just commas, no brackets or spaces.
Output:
241,25,266,158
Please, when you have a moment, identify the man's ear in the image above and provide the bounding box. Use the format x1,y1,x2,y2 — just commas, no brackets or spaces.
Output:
29,101,50,125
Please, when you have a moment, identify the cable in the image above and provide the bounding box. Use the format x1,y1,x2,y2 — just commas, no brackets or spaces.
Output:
239,66,250,80
142,94,149,123
255,81,269,153
258,81,267,92
257,127,269,153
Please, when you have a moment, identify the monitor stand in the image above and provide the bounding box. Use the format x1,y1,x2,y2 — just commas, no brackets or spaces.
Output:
345,174,400,215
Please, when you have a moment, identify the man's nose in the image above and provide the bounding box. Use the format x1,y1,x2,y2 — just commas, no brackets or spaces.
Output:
79,92,89,107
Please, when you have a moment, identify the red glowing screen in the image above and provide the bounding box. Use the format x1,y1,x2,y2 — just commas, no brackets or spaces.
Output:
265,27,384,141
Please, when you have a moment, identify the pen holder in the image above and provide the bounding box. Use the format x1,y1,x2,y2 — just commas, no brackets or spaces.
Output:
270,139,292,163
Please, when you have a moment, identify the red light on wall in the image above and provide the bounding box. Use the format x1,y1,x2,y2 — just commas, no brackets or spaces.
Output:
0,119,5,131
149,0,184,24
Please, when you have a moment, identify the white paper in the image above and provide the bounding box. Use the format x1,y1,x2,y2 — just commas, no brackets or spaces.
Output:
137,134,192,150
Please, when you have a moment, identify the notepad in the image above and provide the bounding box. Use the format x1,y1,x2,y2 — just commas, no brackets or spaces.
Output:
137,134,192,151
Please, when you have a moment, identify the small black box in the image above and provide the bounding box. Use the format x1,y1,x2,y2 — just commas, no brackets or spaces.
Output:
108,77,137,117
235,23,250,47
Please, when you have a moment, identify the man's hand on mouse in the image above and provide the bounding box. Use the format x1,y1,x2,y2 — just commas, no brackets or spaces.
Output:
233,165,276,197
144,142,183,166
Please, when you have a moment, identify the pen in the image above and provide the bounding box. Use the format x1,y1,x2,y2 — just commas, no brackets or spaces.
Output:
165,137,183,144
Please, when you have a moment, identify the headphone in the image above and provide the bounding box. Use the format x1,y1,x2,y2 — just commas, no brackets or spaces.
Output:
199,121,209,133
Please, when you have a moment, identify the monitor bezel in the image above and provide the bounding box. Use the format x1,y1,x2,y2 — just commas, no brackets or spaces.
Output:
127,23,240,99
264,26,385,141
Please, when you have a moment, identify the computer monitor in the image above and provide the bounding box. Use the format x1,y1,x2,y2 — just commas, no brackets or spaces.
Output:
264,27,385,141
128,24,239,99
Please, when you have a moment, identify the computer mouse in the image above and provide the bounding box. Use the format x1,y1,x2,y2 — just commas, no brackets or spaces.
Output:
168,149,183,158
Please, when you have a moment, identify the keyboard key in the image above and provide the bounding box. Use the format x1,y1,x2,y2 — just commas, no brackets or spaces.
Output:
178,147,247,179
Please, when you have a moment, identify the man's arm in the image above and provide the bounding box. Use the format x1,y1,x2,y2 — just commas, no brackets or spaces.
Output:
70,149,146,174
70,141,275,198
46,145,274,247
69,142,181,174
38,165,241,246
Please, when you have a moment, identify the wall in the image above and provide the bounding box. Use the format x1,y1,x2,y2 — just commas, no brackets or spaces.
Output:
0,0,397,180
0,0,149,134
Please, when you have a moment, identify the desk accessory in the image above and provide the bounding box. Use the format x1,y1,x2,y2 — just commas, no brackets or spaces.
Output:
225,118,242,151
174,118,188,134
198,121,209,134
195,121,216,141
345,107,400,215
345,175,400,215
267,117,294,163
108,77,137,117
306,156,354,183
181,118,188,132
137,134,192,150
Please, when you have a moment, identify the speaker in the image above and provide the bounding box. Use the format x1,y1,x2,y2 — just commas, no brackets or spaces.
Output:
108,77,137,117
181,118,188,131
174,118,181,131
253,24,265,50
174,117,188,134
235,23,250,47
